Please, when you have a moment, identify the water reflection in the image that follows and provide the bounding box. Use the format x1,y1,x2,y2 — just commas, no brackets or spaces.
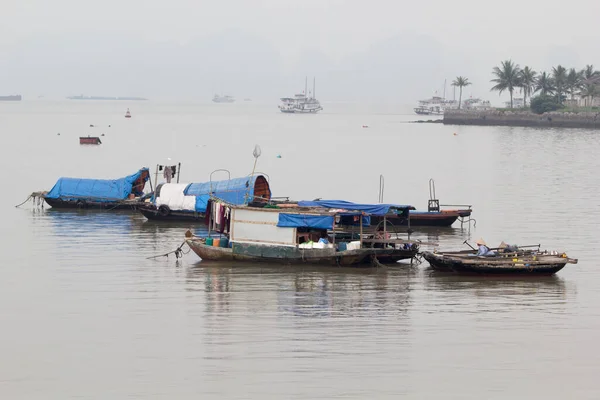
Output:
186,265,414,319
424,268,573,306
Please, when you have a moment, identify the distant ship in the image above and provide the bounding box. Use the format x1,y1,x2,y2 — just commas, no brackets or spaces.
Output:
213,94,235,103
279,77,323,114
414,80,458,115
67,95,148,101
0,95,22,101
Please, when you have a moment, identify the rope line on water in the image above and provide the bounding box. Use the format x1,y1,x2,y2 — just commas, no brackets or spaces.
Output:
15,195,32,208
146,241,190,260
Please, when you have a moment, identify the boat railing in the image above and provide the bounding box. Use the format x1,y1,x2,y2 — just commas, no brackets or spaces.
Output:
439,204,472,210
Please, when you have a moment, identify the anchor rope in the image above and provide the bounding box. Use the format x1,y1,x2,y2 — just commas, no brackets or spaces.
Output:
146,241,190,260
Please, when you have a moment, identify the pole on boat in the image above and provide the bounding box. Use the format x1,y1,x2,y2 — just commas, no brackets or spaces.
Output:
383,215,387,245
245,145,261,204
177,162,181,183
148,169,154,194
359,212,363,247
154,164,159,187
313,77,316,98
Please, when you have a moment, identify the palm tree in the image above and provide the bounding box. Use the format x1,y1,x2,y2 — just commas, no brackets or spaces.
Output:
580,65,600,107
535,72,555,96
451,76,471,109
519,66,537,106
552,65,567,103
491,60,521,108
565,68,583,102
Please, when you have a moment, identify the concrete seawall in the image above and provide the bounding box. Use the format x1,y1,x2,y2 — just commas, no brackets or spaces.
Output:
444,110,600,129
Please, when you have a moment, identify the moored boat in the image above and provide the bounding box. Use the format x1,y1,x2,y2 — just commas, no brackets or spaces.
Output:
79,136,102,145
125,108,131,118
138,174,272,221
41,168,151,209
185,199,422,267
422,250,578,275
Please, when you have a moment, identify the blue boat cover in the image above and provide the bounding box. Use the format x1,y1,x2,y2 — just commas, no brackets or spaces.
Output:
46,168,149,202
184,176,263,212
277,214,334,230
297,200,414,216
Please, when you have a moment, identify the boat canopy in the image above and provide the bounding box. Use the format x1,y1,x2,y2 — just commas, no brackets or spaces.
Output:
277,213,334,230
176,175,271,213
297,200,414,216
45,168,150,202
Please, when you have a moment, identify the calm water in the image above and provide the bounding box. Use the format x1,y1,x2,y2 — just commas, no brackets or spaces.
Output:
1,100,599,399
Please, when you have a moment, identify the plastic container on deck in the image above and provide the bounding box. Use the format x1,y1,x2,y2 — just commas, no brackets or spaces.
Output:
338,242,347,251
213,239,221,247
205,237,214,246
220,237,229,248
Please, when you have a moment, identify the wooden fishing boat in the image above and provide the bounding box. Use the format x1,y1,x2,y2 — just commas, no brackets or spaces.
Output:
41,168,151,210
371,178,474,227
371,209,472,227
139,175,271,222
185,200,417,267
422,250,578,275
186,235,393,266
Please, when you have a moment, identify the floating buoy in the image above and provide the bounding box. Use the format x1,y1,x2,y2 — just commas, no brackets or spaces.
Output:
90,124,94,127
57,133,60,135
362,125,369,128
101,133,105,136
453,132,458,136
276,154,282,158
108,125,111,127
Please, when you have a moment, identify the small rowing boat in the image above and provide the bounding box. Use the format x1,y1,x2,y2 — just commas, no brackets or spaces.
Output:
422,249,578,275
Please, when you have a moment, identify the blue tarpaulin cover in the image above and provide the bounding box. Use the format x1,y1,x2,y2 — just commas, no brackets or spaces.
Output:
45,168,149,202
277,214,334,230
297,200,414,216
184,176,264,212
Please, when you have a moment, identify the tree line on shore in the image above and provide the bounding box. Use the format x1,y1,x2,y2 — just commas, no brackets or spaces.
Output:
452,61,600,113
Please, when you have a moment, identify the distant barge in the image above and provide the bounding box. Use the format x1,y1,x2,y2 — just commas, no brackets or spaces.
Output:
0,95,22,101
66,95,148,101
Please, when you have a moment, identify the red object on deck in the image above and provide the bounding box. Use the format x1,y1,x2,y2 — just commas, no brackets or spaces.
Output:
79,136,102,145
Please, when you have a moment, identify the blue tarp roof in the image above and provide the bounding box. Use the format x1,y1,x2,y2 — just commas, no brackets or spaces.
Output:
45,168,150,202
297,200,414,216
277,214,334,230
183,175,265,213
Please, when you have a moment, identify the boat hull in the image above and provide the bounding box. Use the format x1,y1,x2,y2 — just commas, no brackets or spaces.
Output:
138,204,206,222
422,251,568,275
371,209,472,227
186,239,394,267
279,108,322,114
44,198,143,210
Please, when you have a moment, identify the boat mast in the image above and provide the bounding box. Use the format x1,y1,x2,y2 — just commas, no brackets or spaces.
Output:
443,79,446,100
305,76,308,97
313,77,316,98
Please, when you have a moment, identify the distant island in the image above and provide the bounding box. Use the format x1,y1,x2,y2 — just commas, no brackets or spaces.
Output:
66,95,148,101
0,95,22,101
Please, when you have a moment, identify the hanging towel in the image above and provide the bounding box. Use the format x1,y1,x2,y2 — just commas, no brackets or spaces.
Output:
215,203,223,225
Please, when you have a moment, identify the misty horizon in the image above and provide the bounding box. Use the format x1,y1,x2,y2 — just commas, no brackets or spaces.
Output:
1,1,599,105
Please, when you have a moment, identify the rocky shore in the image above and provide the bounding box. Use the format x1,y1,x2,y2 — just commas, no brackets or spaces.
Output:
443,109,600,129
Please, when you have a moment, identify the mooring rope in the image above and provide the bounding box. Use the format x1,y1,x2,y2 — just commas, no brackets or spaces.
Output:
15,195,33,208
146,241,190,260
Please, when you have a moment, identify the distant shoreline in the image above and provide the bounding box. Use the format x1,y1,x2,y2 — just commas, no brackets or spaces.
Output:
443,109,600,130
66,96,148,101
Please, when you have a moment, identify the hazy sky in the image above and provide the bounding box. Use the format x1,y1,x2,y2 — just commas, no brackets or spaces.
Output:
1,0,599,103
